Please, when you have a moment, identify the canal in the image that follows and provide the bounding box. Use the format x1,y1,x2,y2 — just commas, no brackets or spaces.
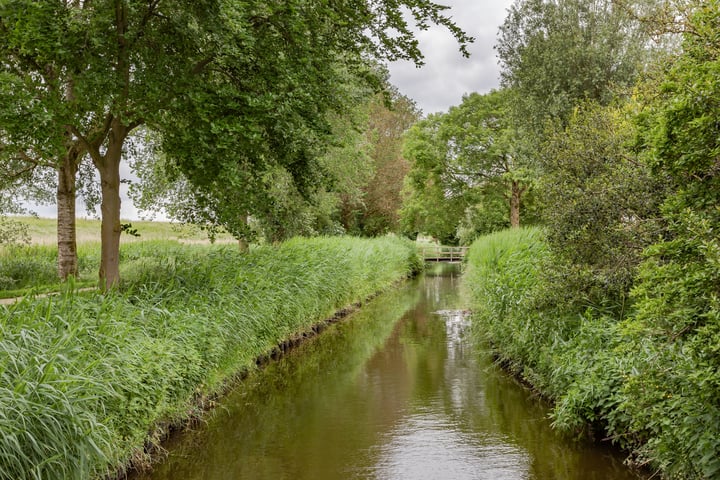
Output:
135,263,643,480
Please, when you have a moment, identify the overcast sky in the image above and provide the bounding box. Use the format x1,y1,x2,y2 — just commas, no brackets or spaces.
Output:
388,0,514,115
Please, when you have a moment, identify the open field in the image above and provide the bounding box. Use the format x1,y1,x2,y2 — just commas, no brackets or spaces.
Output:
0,218,236,297
14,216,235,245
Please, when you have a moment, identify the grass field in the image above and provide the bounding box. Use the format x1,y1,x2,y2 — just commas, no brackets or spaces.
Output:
0,217,236,297
14,216,235,245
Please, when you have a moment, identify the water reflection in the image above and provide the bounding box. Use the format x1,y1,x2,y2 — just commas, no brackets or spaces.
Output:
135,263,643,480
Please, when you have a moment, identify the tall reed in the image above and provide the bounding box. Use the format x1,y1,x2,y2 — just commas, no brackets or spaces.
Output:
0,236,420,479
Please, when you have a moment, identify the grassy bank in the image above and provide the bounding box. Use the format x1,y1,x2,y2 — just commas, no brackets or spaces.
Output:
0,236,421,480
463,228,720,479
0,217,235,297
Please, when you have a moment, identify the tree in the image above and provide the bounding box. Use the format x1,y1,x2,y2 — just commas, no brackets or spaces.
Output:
494,0,659,309
0,0,472,290
337,90,420,236
444,90,532,228
497,0,649,130
131,72,376,243
400,113,464,243
539,102,665,312
400,89,531,243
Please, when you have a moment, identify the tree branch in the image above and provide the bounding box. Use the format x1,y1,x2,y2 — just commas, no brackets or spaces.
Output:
192,56,215,75
66,124,103,166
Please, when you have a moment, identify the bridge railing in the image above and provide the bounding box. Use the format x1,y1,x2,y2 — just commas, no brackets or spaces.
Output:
419,245,469,262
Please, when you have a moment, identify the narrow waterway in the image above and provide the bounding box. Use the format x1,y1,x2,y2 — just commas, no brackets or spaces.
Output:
136,263,643,480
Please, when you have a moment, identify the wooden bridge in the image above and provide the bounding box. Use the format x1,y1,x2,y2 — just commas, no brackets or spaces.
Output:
419,246,469,263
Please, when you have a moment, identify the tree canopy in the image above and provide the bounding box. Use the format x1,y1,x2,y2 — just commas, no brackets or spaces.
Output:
497,0,649,129
0,0,472,288
400,89,534,244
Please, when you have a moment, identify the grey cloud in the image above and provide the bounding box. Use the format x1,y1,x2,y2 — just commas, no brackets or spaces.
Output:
389,0,514,115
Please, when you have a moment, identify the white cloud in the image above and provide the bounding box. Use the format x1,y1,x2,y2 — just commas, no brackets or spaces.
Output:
388,0,514,115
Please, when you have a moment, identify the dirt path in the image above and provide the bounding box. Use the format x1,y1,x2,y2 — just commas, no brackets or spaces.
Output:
0,287,97,306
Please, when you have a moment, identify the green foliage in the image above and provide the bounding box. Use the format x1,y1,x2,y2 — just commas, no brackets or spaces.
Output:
401,90,535,242
464,229,634,444
0,0,471,286
340,90,420,237
497,0,649,129
140,0,470,244
455,196,511,246
538,102,665,314
400,167,467,244
460,2,720,479
464,221,720,477
0,198,30,247
612,3,720,475
0,216,28,247
0,236,419,479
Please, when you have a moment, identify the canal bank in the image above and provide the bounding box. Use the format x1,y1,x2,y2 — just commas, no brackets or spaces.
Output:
134,263,643,480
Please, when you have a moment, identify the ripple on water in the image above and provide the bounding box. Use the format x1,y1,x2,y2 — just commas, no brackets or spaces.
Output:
365,412,530,480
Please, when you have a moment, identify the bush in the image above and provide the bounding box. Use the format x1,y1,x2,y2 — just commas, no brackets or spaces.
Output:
464,227,720,478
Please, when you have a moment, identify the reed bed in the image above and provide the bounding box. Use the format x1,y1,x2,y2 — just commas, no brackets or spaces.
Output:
0,236,420,480
461,227,563,389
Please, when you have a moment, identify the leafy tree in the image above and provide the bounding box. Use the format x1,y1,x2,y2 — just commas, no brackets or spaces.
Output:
444,90,533,228
497,0,649,130
0,0,471,289
400,113,465,244
401,89,532,243
495,0,660,310
539,102,665,312
131,76,376,243
340,90,420,236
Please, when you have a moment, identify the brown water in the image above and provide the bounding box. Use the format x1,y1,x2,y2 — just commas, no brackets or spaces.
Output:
136,263,644,480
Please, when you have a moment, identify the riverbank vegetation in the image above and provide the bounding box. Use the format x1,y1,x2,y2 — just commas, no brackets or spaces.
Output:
465,226,720,479
0,236,420,480
423,1,720,477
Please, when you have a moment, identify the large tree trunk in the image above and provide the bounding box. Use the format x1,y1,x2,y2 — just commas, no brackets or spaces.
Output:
57,151,80,280
510,180,522,229
237,214,249,252
97,129,124,290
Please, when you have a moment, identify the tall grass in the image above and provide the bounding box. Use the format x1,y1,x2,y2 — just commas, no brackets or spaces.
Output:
461,227,569,390
0,217,235,295
0,236,420,479
463,228,720,479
